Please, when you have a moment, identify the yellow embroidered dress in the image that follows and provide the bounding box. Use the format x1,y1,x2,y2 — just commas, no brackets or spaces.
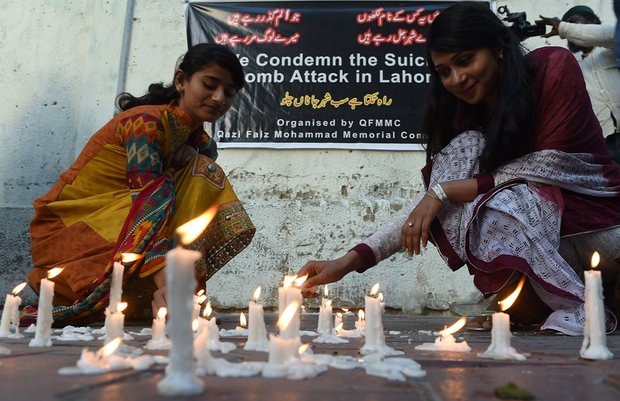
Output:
27,104,254,323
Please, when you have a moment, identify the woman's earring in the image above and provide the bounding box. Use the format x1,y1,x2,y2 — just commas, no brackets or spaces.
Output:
497,49,504,59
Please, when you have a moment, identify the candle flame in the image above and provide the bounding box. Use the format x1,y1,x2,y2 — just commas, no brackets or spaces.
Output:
239,312,247,327
323,285,329,298
121,253,141,263
196,289,205,297
175,205,219,245
204,301,212,318
192,319,200,332
342,308,349,313
294,274,308,287
298,343,310,355
277,301,299,332
282,275,296,289
370,283,380,297
358,309,365,320
97,337,121,358
117,302,128,313
47,267,64,279
378,293,384,302
252,286,262,302
11,282,27,295
156,307,167,319
498,276,526,312
439,316,467,336
591,252,600,270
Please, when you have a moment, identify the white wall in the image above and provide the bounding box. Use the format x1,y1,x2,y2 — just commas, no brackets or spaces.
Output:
0,0,615,310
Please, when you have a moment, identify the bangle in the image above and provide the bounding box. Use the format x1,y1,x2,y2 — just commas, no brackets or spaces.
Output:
431,183,448,202
425,190,440,201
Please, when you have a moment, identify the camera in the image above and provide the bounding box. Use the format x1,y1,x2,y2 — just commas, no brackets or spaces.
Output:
497,5,546,41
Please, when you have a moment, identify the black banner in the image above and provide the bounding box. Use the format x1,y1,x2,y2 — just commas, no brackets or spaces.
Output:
185,1,460,150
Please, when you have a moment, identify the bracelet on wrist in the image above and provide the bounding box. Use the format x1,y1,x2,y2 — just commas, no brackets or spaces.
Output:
431,183,448,202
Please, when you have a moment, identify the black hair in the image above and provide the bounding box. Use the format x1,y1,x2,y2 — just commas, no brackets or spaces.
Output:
422,2,535,172
116,43,245,111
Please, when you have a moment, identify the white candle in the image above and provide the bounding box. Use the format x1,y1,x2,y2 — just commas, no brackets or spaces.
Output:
316,285,333,336
415,317,471,352
10,292,22,335
317,298,333,336
157,245,203,396
152,307,167,341
360,284,402,356
478,276,526,360
109,261,124,312
280,275,305,340
334,312,343,331
0,294,17,337
206,315,220,350
278,275,295,319
245,287,269,351
104,302,127,345
355,309,365,333
29,268,63,347
157,205,218,396
262,301,301,378
580,252,614,360
362,291,382,351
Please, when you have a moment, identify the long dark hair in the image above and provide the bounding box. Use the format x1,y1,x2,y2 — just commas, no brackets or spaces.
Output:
422,2,534,172
116,43,245,111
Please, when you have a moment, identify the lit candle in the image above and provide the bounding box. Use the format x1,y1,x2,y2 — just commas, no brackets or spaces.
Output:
236,312,247,330
157,206,219,397
0,282,26,338
192,293,207,326
104,302,127,345
360,284,402,356
313,285,348,344
316,285,333,336
361,284,382,353
278,275,294,318
145,307,170,350
244,286,269,351
109,261,124,312
415,317,471,352
279,275,306,340
262,301,301,378
29,267,63,347
478,276,527,360
580,252,614,360
355,309,365,333
152,307,167,341
204,302,220,350
334,312,343,331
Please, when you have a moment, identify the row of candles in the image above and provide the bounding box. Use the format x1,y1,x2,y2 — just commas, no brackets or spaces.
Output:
0,205,615,395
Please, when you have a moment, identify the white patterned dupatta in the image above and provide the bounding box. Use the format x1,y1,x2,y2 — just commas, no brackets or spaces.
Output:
364,131,619,335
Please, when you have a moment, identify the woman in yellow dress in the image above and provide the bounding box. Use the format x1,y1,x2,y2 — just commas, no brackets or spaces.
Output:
26,43,255,324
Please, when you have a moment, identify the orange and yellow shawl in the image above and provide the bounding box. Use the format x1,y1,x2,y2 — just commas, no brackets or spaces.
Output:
27,104,254,323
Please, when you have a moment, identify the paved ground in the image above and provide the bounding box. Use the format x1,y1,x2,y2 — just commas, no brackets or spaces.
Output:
1,312,619,401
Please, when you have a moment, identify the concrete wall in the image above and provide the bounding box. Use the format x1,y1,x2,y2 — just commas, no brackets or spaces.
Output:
0,0,616,311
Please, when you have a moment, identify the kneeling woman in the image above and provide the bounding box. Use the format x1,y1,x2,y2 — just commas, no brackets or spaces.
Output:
297,2,620,335
26,43,255,324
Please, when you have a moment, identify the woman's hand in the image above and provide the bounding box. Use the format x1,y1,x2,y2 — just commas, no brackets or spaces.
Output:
296,251,362,298
537,15,561,38
151,268,167,313
402,194,443,256
168,144,198,170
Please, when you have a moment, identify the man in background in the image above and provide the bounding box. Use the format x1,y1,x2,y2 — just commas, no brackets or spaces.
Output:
540,5,620,165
